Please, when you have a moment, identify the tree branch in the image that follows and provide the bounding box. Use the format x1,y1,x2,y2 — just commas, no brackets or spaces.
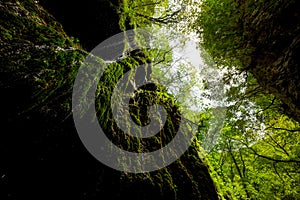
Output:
248,147,300,163
266,127,300,133
135,8,182,24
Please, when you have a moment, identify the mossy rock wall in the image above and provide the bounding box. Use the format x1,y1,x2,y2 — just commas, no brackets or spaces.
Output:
245,0,300,122
1,0,220,199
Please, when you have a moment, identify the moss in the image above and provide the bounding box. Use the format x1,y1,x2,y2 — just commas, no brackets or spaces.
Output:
0,0,85,119
0,0,78,46
91,52,221,199
1,0,221,199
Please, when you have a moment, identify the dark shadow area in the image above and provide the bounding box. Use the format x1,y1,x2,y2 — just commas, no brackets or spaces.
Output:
40,0,121,51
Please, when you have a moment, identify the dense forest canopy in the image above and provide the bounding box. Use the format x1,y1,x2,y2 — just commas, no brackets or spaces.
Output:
1,0,299,199
195,0,300,199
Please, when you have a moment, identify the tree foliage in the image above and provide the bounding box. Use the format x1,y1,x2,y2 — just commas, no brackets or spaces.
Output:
194,0,300,199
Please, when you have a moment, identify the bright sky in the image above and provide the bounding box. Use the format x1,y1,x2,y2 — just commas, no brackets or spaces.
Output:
150,0,266,145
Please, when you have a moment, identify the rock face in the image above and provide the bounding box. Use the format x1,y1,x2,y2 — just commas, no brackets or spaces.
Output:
244,0,300,122
1,0,220,199
39,0,121,51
